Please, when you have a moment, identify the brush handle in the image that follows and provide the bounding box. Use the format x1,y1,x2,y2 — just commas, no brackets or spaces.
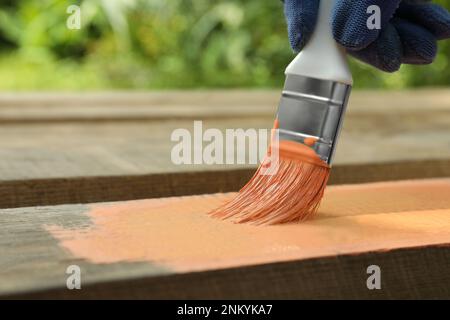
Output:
285,0,353,85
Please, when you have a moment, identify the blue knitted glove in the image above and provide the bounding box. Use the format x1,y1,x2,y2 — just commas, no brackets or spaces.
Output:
284,0,450,72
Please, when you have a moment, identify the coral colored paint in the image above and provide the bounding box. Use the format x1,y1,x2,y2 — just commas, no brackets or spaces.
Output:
209,149,330,224
46,179,450,273
224,137,329,225
277,140,328,168
223,118,328,224
272,118,324,167
303,137,318,147
273,119,279,129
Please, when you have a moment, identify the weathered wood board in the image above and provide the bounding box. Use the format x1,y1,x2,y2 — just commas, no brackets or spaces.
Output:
0,91,449,299
0,90,449,208
1,178,449,299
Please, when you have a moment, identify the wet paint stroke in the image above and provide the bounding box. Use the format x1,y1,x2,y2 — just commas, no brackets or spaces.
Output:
209,139,331,224
46,178,450,272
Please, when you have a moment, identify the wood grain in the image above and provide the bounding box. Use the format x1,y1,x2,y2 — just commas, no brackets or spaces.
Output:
1,91,449,299
0,90,448,122
12,247,450,299
0,160,448,209
0,90,449,208
1,178,449,299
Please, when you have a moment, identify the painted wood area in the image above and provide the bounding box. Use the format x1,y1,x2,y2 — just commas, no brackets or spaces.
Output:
0,91,449,299
1,178,450,299
0,90,449,208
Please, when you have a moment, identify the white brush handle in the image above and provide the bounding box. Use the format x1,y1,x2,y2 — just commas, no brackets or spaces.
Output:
285,0,353,85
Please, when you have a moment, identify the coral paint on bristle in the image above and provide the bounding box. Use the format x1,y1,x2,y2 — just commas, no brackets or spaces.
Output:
209,0,352,225
209,121,330,225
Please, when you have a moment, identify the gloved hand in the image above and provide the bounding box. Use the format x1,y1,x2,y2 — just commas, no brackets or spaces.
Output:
284,0,450,72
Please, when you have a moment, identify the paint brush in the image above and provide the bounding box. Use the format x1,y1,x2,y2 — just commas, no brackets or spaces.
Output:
209,0,353,224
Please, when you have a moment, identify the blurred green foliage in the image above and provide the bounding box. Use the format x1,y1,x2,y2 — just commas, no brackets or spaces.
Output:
0,0,449,90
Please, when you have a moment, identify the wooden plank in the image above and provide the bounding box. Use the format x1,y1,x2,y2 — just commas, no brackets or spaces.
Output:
0,160,448,209
1,178,450,299
0,90,448,122
1,115,448,181
0,90,448,208
12,247,450,299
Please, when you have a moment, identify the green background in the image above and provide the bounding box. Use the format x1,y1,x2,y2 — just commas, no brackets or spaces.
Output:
0,0,449,90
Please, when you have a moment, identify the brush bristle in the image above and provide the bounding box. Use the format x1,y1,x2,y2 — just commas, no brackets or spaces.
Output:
209,156,330,225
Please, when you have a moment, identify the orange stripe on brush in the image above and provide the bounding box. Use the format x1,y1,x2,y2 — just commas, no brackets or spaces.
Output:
209,120,330,225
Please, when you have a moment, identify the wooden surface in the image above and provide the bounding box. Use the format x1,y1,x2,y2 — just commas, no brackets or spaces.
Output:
0,90,450,299
0,90,449,208
1,178,450,299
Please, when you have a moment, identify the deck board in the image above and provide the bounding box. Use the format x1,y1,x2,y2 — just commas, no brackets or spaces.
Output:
1,91,450,298
1,178,449,299
0,90,449,208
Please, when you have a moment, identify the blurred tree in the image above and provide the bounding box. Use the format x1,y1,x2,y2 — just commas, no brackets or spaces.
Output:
0,0,448,90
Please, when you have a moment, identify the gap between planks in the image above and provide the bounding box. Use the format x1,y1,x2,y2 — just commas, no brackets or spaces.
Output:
0,159,449,209
1,178,450,299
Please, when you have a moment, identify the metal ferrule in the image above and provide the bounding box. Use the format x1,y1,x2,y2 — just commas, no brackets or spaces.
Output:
276,74,352,165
